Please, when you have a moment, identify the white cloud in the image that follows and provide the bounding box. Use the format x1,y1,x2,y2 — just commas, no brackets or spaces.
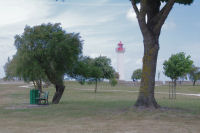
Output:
52,0,129,7
163,21,176,30
0,0,54,78
136,58,142,66
126,8,137,22
0,0,51,27
0,0,198,82
50,11,115,28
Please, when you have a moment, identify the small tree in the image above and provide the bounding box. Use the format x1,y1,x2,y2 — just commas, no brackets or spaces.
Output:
74,56,115,93
188,65,200,86
12,23,82,104
109,72,119,87
131,69,142,82
163,52,193,87
109,78,118,87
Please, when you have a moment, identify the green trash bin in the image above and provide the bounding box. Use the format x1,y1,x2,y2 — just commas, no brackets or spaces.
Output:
30,89,33,104
30,89,40,104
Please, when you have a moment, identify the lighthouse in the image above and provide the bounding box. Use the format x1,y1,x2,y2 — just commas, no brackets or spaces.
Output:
116,41,125,80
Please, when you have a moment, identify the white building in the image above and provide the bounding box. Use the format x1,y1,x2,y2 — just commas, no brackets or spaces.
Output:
116,41,125,80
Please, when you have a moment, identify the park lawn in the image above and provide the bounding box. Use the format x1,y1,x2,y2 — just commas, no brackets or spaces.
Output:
0,81,200,133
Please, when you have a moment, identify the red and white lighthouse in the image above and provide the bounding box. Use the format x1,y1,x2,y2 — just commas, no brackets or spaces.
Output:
116,41,125,80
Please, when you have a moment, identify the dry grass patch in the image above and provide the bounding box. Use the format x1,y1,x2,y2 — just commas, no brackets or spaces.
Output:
0,81,200,133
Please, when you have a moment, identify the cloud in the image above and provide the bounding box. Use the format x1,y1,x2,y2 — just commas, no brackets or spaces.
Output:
163,21,176,30
0,0,51,28
50,11,116,28
0,0,55,78
136,58,142,67
0,0,197,81
52,0,129,7
126,8,137,22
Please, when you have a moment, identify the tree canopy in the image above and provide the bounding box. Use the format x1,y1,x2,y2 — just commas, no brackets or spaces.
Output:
131,68,142,82
134,0,193,5
4,53,47,92
188,65,200,86
12,23,82,104
73,56,115,93
163,52,193,82
4,57,17,81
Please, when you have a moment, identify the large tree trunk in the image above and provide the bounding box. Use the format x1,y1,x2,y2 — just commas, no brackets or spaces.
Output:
45,71,65,104
52,84,65,104
131,0,175,108
135,37,160,108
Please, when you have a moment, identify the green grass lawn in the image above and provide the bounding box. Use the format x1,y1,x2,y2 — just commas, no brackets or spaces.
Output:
0,81,200,133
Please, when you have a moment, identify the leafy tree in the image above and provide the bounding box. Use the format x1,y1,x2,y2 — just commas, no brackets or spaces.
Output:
163,52,193,87
74,56,115,93
5,53,48,92
188,65,200,86
131,68,142,81
130,0,194,108
109,78,118,87
12,23,82,104
109,72,119,86
4,57,17,80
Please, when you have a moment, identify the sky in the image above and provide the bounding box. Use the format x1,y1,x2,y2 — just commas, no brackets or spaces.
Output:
0,0,199,81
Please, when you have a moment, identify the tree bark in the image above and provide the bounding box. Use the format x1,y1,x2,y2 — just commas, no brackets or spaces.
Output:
45,70,65,104
131,0,175,109
52,84,65,104
174,79,177,99
135,37,160,108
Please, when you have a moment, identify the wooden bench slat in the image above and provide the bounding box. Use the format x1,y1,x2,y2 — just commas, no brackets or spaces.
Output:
37,91,49,105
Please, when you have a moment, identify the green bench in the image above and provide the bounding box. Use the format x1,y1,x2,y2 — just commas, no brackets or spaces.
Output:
37,91,49,105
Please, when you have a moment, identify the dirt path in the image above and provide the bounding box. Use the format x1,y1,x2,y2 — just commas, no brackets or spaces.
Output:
74,88,200,97
17,83,200,97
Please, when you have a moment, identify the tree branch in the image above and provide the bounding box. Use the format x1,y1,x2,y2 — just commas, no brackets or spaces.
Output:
139,0,147,20
153,0,175,33
130,0,139,17
131,0,149,37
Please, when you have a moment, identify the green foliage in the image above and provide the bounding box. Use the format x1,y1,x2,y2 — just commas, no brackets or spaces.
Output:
14,23,82,82
160,0,193,5
188,65,200,85
73,56,115,88
163,52,193,81
6,23,82,102
133,0,193,5
94,56,115,80
4,57,17,80
131,68,142,81
109,78,118,87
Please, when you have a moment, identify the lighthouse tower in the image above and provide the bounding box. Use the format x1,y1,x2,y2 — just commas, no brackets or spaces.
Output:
116,41,125,80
